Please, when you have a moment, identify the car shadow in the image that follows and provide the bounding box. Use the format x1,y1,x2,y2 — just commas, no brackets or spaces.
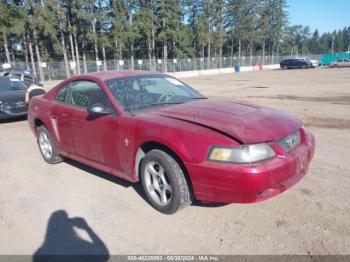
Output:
33,210,110,261
0,115,27,124
64,158,148,203
65,159,228,209
191,200,229,208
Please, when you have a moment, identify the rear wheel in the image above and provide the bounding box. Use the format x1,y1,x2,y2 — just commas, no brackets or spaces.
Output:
282,65,288,70
140,149,192,214
37,125,63,164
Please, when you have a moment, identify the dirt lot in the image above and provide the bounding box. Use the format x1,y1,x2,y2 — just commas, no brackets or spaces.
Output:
1,67,350,255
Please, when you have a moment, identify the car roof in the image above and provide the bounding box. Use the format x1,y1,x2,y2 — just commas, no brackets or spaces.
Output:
4,68,33,75
78,70,164,81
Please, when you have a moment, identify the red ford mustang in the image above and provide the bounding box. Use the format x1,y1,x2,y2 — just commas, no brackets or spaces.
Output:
28,71,315,214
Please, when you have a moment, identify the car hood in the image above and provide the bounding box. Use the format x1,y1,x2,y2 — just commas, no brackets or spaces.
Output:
149,100,301,144
0,89,26,102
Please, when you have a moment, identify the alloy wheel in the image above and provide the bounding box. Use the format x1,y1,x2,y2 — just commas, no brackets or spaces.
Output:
144,161,173,206
39,132,52,160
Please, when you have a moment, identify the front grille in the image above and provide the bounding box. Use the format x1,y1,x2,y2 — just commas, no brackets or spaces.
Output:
276,130,301,152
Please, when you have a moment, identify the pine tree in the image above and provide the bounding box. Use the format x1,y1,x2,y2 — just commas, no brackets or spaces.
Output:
0,2,23,63
48,0,70,77
186,0,209,61
211,0,225,66
308,30,320,54
110,0,127,66
0,0,349,71
226,0,255,60
157,0,184,71
124,0,140,70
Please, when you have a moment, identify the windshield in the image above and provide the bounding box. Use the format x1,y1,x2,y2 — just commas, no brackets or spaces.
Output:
105,75,206,113
0,79,26,91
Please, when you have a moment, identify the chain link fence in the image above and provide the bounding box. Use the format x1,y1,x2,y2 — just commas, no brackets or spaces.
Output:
7,54,321,81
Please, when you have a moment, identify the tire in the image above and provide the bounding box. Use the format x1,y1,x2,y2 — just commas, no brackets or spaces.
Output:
140,149,192,214
37,125,63,164
301,64,308,69
282,65,288,70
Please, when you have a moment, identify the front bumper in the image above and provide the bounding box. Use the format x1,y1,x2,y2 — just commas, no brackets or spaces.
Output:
186,132,315,203
0,102,28,120
0,110,27,120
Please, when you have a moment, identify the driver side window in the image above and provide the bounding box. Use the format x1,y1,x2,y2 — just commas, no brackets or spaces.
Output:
65,81,110,108
55,81,113,112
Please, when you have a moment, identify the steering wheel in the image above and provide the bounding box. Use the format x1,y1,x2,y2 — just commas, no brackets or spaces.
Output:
135,93,153,104
157,91,176,103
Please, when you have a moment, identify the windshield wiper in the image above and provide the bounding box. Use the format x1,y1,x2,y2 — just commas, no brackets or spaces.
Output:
124,101,184,115
145,101,187,106
146,97,207,106
125,99,205,115
191,97,208,100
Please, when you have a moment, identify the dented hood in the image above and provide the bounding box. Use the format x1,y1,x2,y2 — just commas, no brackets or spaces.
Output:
150,100,301,144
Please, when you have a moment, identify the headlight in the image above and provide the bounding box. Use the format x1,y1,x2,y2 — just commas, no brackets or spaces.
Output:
208,143,276,164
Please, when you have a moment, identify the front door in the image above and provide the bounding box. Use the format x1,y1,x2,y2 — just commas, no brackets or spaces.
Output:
59,80,122,170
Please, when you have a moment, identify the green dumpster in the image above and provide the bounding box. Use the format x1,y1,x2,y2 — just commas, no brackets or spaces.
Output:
320,52,350,66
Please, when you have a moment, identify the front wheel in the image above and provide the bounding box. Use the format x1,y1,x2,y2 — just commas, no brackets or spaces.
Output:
37,125,63,164
140,150,192,214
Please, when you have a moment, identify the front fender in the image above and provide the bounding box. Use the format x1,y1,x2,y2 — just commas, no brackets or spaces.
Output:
132,114,238,165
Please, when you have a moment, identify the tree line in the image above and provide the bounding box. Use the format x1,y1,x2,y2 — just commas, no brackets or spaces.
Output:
0,0,349,79
282,25,350,56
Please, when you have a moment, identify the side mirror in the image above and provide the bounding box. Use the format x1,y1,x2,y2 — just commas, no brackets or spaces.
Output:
87,103,111,116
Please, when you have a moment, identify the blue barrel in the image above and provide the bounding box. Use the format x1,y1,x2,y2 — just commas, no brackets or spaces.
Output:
234,65,240,72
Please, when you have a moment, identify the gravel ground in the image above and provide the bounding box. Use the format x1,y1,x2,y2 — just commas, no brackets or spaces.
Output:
0,67,349,255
